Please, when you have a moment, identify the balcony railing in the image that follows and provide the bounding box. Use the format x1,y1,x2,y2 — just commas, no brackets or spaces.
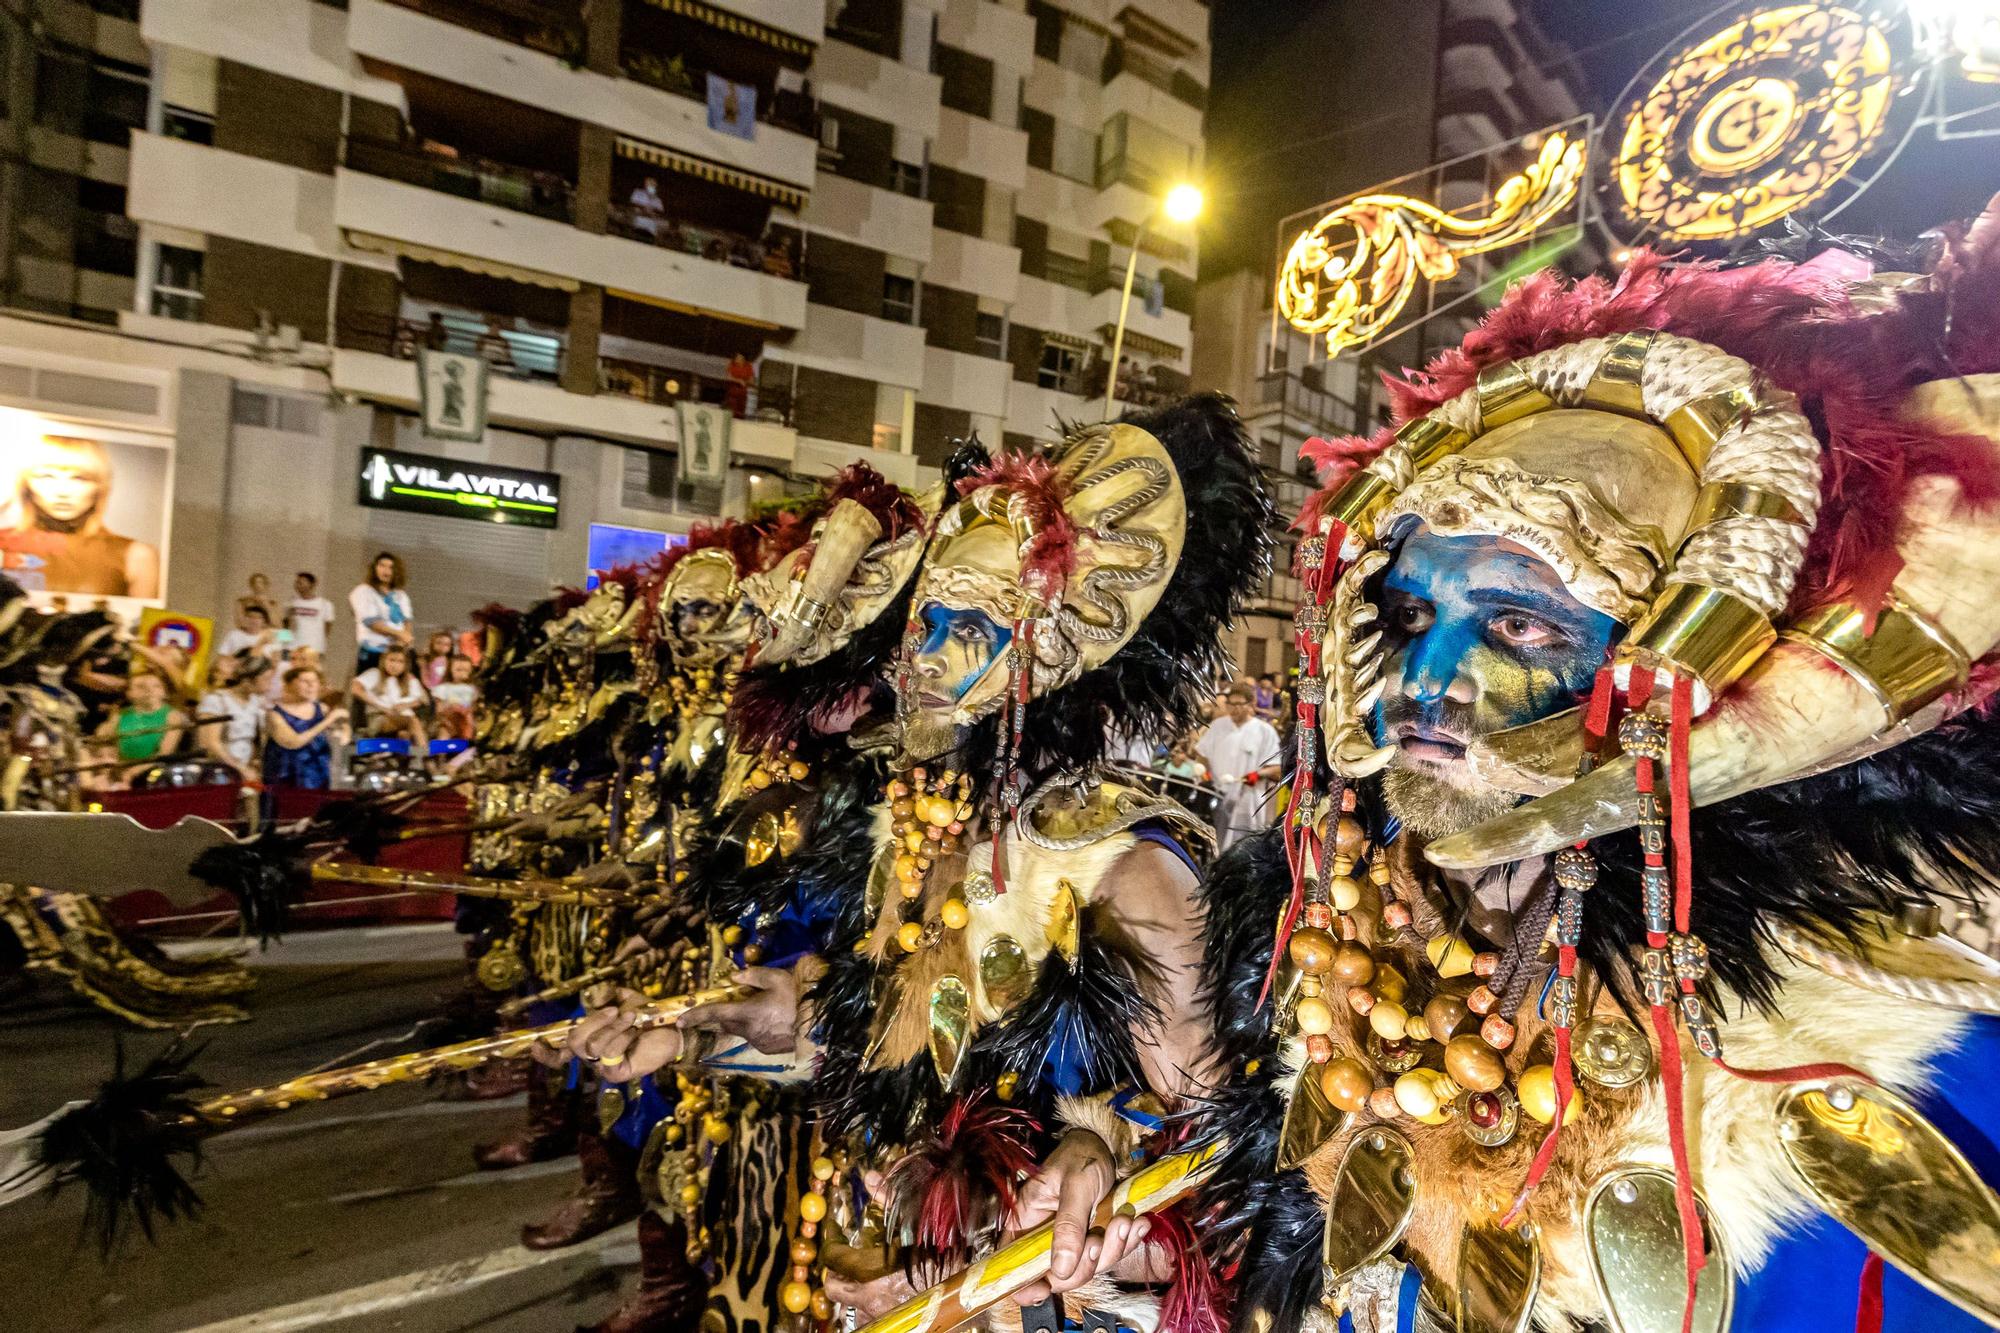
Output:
345,137,575,222
599,356,796,425
384,0,583,62
1102,44,1207,112
619,50,820,137
340,311,566,382
605,204,801,279
1257,370,1363,438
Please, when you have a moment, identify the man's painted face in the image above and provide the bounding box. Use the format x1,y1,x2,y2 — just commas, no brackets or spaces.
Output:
1370,525,1618,838
910,603,1011,729
674,596,727,642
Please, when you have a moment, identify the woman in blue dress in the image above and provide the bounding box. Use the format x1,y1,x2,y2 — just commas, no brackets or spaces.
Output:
263,665,348,790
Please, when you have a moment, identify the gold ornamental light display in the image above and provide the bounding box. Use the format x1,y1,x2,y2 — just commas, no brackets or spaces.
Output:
1276,131,1587,357
1605,3,1899,243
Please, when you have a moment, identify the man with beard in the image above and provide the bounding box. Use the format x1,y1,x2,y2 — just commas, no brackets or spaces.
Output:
1205,210,2000,1333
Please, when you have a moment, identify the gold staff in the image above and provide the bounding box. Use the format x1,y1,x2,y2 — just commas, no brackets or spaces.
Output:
854,1142,1221,1333
309,861,652,910
497,948,664,1018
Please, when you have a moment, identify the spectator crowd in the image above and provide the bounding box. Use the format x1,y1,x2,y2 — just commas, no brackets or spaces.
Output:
1112,670,1296,851
79,550,482,795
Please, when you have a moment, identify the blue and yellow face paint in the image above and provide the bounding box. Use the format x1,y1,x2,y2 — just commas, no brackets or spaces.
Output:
911,603,1012,715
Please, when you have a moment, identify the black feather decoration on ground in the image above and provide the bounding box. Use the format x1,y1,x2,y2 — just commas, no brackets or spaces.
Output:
187,831,309,944
32,1038,210,1254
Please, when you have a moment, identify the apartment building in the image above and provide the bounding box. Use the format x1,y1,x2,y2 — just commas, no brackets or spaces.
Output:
1193,0,1587,678
0,0,1210,661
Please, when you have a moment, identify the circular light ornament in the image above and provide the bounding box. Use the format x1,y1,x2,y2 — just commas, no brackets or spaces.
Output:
1604,3,1899,244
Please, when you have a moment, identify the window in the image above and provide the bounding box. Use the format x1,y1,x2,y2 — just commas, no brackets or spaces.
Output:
1029,0,1063,61
621,447,722,517
152,245,205,321
889,160,924,198
881,273,916,324
162,106,215,145
975,312,1004,360
1037,341,1082,391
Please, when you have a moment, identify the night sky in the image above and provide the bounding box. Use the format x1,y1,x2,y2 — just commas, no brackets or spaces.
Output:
1206,0,1999,262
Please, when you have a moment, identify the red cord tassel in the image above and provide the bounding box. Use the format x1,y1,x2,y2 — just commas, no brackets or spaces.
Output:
1855,1253,1885,1333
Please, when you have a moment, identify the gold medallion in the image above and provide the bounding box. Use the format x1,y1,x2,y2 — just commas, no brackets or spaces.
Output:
978,935,1033,1011
927,974,972,1089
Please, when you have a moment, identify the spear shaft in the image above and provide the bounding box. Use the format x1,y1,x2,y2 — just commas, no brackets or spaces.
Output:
187,984,749,1131
309,861,651,910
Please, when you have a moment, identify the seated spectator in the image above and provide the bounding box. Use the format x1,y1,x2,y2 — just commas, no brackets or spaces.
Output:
429,654,479,741
265,666,348,790
352,644,429,748
90,670,187,789
200,654,272,783
1163,742,1207,785
418,629,456,689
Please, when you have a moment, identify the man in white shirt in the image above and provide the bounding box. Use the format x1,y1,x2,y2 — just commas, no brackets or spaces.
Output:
1195,681,1283,850
286,571,336,656
199,656,272,782
215,604,279,662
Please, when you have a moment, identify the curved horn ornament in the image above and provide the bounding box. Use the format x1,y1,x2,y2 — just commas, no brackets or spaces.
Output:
1430,376,2000,871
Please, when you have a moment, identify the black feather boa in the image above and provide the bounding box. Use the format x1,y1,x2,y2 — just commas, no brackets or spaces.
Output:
34,1039,211,1253
187,831,309,944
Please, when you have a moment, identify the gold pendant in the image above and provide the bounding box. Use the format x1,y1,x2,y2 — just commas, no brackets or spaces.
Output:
1777,1077,2000,1321
1277,1065,1350,1170
927,973,971,1089
1452,1224,1539,1333
1321,1126,1417,1282
1584,1168,1732,1333
978,935,1033,1012
1046,880,1080,966
1573,1018,1652,1088
475,943,527,992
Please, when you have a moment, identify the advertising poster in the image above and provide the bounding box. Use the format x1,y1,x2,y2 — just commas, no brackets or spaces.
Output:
358,447,562,529
0,419,172,604
586,523,686,590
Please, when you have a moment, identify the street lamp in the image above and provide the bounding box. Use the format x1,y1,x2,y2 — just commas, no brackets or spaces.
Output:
1104,183,1204,417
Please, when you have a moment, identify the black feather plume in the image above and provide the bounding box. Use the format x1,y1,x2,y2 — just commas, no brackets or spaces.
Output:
188,831,308,944
32,1038,210,1254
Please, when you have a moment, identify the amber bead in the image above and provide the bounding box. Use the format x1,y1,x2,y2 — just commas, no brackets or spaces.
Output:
798,1192,827,1223
891,797,915,819
1466,984,1498,1016
1330,942,1376,985
811,1156,835,1181
1295,995,1336,1036
1480,1014,1517,1050
1372,964,1407,1005
1444,1034,1505,1092
781,1281,813,1314
791,1238,818,1265
1392,1071,1443,1118
1330,875,1363,911
1319,1057,1374,1112
1369,1000,1409,1041
896,922,924,953
1335,815,1366,860
789,760,810,780
811,1291,835,1321
1287,927,1337,975
940,899,970,930
1518,1064,1562,1123
1424,994,1471,1042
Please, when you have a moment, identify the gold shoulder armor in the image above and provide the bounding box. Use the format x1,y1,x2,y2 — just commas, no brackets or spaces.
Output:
1018,775,1214,863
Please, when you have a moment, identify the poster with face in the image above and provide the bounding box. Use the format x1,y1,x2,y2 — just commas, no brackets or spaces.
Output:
0,422,172,604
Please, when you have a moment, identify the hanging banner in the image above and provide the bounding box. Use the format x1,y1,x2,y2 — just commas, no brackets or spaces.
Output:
677,401,732,484
707,72,757,140
358,447,562,529
418,348,489,442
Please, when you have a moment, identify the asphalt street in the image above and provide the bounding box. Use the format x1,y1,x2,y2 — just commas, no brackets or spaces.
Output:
0,923,641,1332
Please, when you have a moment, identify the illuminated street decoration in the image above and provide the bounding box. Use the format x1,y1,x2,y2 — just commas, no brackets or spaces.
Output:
1276,132,1586,356
1605,4,1897,242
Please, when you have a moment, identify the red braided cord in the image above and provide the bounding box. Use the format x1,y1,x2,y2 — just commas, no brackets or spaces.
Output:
1855,1253,1885,1333
1661,676,1706,1333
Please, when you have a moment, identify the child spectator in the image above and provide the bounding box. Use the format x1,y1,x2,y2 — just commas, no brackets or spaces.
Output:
418,629,456,689
200,654,271,783
352,643,428,748
430,654,479,741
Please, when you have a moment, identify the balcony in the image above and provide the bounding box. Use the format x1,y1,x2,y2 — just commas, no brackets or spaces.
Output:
605,204,802,281
1256,369,1364,439
1102,43,1205,112
619,49,820,138
599,355,796,426
764,302,926,391
334,167,810,328
345,136,574,222
339,309,566,382
379,0,583,62
800,171,932,265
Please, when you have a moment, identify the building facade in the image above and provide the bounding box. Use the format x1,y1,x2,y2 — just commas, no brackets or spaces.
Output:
1193,0,1588,679
0,0,1209,668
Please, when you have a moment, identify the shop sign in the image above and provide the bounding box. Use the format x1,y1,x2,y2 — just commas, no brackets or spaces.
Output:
358,447,561,529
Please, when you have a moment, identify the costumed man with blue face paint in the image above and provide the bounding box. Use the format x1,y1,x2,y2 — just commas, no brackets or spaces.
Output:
1198,199,2000,1333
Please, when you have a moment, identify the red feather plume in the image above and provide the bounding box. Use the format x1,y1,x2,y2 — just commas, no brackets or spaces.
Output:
882,1095,1038,1269
960,452,1082,606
